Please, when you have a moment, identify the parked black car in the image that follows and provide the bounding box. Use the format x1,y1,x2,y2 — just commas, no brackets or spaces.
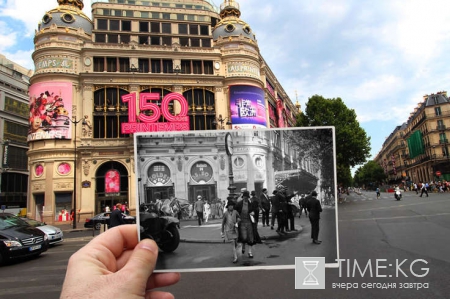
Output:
0,213,48,265
84,212,136,230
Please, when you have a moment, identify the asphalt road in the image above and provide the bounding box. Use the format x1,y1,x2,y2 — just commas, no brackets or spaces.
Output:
164,191,450,299
1,191,449,298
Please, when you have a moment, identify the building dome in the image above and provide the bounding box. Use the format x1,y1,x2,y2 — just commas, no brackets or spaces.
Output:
38,0,92,35
212,0,256,42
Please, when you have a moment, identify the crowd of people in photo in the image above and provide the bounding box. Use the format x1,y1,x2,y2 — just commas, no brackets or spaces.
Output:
139,186,328,263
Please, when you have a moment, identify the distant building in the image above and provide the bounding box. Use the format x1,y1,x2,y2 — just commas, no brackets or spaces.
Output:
375,91,450,185
28,0,301,224
0,54,33,212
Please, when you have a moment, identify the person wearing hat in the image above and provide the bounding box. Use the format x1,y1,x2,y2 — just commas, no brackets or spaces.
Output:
221,201,241,263
194,195,204,226
270,189,279,230
306,191,323,244
236,187,247,203
273,185,288,235
260,188,271,227
234,190,257,258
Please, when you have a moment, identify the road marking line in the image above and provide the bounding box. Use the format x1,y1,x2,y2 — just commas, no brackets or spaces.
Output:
339,199,449,213
339,212,450,222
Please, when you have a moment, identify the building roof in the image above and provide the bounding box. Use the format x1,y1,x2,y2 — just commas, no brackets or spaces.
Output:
38,0,92,35
212,0,256,42
424,92,449,107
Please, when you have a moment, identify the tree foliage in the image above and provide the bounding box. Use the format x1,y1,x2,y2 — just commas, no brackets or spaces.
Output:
297,95,371,185
353,160,387,189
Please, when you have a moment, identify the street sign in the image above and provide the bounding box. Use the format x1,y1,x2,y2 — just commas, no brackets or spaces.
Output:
436,171,442,176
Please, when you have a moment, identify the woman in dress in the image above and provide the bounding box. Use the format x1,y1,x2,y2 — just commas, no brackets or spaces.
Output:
234,191,257,258
221,201,240,263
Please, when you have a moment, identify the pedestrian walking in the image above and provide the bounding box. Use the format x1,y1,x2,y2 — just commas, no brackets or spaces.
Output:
221,201,240,263
286,191,298,231
188,203,193,219
235,191,256,258
204,201,211,223
260,188,271,226
299,194,308,218
109,203,125,228
419,182,429,197
306,191,323,244
194,195,204,226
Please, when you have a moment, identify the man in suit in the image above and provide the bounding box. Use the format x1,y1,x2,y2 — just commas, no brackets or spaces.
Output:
260,188,271,227
306,191,323,244
275,185,288,235
109,203,125,228
270,190,279,230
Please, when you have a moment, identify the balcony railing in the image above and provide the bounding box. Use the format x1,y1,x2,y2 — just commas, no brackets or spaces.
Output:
436,125,446,131
439,139,448,144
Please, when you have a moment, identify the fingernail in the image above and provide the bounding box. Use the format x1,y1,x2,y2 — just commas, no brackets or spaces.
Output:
139,240,158,254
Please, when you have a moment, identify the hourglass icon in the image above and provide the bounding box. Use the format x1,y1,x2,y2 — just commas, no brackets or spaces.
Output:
302,260,319,285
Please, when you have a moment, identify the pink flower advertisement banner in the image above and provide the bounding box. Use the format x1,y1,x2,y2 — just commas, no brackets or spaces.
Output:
28,81,73,141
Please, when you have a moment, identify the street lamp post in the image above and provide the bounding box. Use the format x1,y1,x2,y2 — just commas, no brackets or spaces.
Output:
432,145,437,181
65,116,87,229
212,114,231,130
225,133,236,204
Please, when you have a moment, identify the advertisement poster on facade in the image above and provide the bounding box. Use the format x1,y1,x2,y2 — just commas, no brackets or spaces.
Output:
229,85,267,129
28,81,73,141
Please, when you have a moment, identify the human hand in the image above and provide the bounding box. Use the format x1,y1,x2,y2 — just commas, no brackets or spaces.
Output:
60,224,180,299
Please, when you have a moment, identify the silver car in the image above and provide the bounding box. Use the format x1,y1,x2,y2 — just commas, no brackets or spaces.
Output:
21,218,64,245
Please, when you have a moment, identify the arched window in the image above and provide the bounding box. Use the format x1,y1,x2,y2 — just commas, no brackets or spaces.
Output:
183,88,215,130
93,87,129,138
140,87,172,122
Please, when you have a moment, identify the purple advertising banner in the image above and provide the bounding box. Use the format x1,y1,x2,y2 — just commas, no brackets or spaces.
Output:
229,85,267,129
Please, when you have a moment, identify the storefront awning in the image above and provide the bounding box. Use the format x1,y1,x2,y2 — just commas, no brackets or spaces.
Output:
275,169,318,194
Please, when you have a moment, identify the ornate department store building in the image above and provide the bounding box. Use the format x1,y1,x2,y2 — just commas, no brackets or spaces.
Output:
28,0,303,224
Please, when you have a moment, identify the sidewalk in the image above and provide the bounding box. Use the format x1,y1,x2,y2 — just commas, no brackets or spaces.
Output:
54,217,305,243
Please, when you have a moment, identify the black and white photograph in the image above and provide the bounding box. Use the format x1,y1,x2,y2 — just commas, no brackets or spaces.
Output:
134,127,339,272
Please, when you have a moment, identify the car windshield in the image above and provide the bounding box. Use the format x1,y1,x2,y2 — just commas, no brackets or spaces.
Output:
22,218,45,227
0,214,29,230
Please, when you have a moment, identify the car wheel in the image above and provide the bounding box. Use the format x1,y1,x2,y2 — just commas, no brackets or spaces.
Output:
95,222,101,230
159,224,180,253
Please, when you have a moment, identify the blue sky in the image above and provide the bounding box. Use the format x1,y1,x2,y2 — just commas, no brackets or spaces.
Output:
1,0,449,168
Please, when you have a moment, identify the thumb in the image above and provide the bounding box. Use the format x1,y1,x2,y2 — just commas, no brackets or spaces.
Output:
122,239,159,285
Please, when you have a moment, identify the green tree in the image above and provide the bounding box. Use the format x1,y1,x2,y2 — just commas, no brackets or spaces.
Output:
354,160,386,189
297,95,371,186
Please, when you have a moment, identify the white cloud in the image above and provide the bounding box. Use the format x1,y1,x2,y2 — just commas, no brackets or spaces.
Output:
0,31,17,52
382,0,450,64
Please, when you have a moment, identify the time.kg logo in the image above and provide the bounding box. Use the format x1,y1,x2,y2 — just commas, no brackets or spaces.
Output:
295,257,326,289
